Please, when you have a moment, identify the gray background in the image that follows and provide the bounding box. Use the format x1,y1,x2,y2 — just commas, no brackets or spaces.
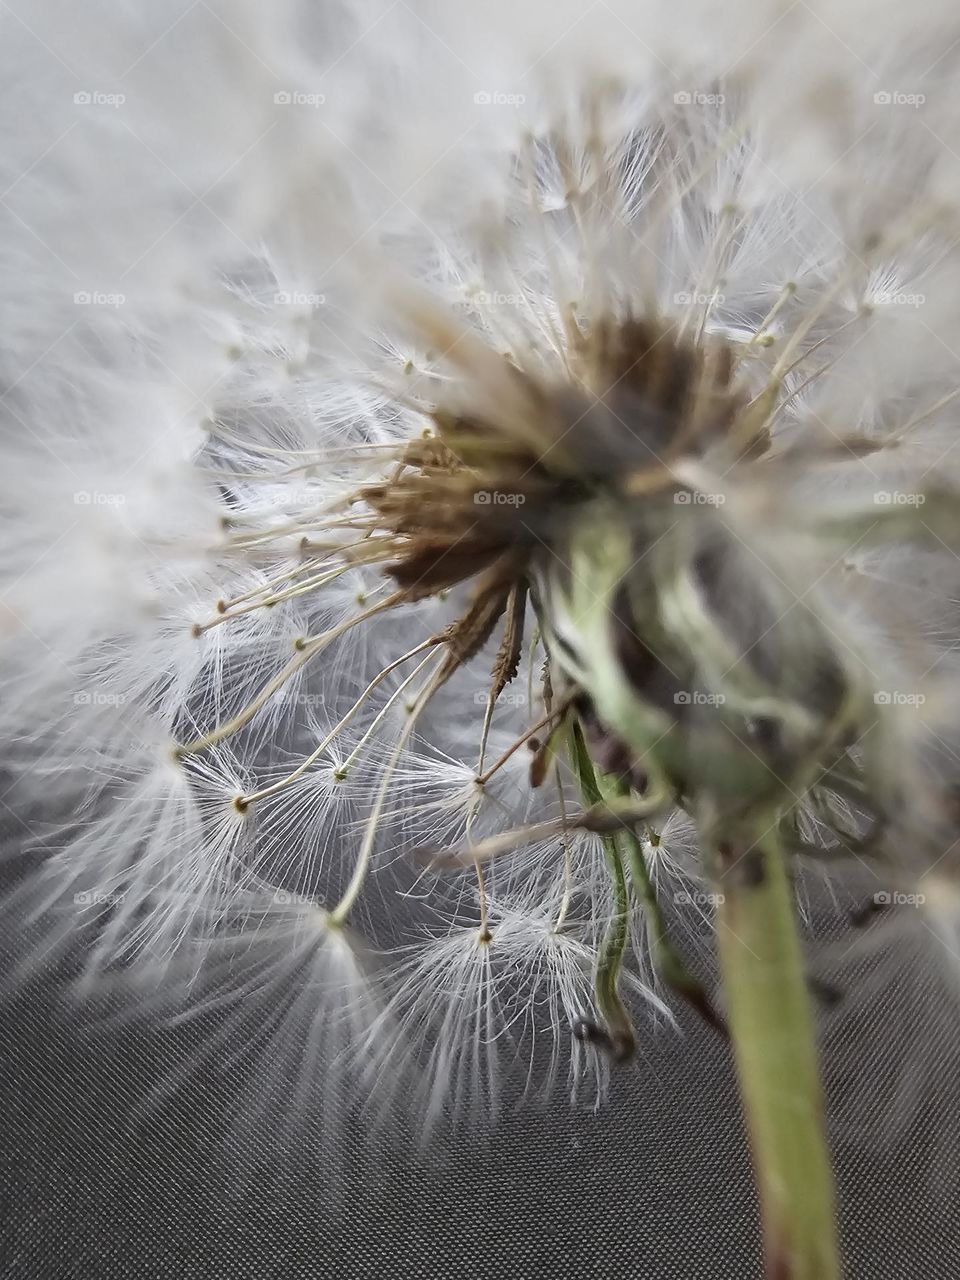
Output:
2,895,958,1280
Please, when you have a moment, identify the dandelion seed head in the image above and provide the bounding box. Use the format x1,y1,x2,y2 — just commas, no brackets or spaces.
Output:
7,0,960,1148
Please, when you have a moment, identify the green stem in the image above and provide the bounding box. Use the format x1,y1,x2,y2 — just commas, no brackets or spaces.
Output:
618,818,724,1035
597,773,723,1034
569,725,634,1058
707,817,840,1280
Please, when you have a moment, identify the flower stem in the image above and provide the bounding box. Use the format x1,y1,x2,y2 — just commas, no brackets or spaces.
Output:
592,767,724,1034
707,818,840,1280
614,811,724,1035
569,724,635,1058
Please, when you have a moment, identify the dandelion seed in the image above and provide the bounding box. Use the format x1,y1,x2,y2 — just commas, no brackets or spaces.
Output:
7,16,960,1235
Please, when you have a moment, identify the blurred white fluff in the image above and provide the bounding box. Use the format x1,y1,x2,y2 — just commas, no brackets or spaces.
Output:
5,0,960,1140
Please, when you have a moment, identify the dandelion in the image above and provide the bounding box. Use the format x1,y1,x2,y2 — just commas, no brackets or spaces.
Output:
7,3,960,1276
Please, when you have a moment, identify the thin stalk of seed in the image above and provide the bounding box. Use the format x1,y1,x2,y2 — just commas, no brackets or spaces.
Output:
329,655,449,926
177,592,405,757
420,789,670,869
238,639,439,807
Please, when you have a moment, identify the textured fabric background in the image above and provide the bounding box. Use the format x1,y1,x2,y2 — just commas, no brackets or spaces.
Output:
2,902,958,1280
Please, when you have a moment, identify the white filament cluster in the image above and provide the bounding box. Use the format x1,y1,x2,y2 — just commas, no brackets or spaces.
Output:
4,0,960,1143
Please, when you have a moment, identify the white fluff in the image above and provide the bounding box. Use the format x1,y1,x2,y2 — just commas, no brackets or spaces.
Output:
5,0,960,1142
